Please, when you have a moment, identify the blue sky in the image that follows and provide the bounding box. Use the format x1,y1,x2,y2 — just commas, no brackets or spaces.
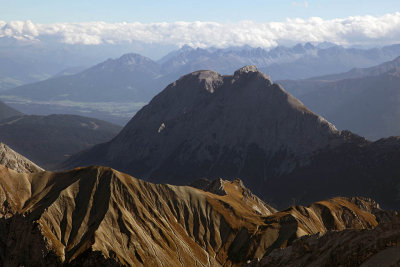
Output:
0,0,399,23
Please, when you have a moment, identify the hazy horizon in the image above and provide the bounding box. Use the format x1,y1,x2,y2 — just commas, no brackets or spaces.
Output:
1,0,400,59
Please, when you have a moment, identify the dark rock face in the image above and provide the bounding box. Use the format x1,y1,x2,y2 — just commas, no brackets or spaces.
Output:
65,66,341,186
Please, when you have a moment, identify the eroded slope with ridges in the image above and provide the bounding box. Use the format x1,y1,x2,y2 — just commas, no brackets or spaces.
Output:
0,165,383,266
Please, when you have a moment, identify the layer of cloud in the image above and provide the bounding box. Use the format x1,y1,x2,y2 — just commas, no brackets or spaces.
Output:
1,12,400,48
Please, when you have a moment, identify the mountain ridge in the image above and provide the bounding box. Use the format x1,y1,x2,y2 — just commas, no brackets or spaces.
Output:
0,164,390,266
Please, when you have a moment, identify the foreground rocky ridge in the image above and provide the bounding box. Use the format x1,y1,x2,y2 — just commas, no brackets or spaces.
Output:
0,165,390,266
247,215,400,267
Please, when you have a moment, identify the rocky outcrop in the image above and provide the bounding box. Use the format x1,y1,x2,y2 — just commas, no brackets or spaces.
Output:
0,165,387,266
65,66,342,187
0,142,43,173
190,178,277,215
247,215,400,267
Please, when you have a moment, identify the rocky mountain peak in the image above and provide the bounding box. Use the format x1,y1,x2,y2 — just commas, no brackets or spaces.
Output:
117,53,153,65
232,65,272,85
234,65,259,75
66,67,342,187
188,70,223,93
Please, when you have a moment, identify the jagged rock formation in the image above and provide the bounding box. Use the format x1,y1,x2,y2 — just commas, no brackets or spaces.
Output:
0,165,386,266
0,114,121,169
65,66,342,186
0,142,43,173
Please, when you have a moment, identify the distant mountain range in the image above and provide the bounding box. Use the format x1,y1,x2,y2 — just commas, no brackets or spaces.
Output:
160,43,400,80
3,42,400,125
0,36,162,90
3,53,165,103
280,56,400,140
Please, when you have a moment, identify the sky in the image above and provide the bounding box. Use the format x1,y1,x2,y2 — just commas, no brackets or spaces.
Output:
0,0,399,52
0,0,399,23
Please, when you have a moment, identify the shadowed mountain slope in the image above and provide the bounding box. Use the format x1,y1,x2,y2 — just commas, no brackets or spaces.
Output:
263,134,400,210
0,114,121,169
0,165,388,266
279,57,400,140
65,66,342,185
0,100,22,121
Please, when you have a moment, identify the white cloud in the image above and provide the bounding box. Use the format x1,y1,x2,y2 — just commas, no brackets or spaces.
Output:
1,12,400,48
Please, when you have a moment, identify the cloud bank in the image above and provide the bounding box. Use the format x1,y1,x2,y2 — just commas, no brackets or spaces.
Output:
1,12,400,48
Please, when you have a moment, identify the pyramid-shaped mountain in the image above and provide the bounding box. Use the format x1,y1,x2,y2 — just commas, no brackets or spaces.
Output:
3,53,163,103
66,66,343,186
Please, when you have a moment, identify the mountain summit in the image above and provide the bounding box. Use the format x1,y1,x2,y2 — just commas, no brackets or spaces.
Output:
65,66,341,186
